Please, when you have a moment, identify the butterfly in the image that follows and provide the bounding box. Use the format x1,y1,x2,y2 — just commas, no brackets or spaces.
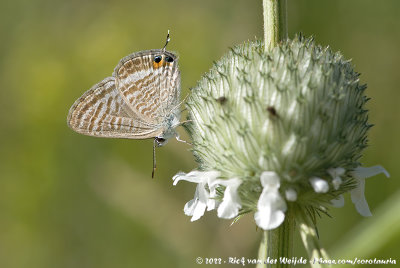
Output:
67,32,182,177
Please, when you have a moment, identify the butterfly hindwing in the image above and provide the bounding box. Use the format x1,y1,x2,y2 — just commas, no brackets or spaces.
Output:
114,49,180,123
67,77,162,139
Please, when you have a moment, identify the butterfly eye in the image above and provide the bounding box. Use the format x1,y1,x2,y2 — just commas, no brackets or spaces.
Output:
165,56,174,63
154,55,162,63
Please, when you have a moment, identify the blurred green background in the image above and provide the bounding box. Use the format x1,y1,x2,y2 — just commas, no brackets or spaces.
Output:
0,0,399,267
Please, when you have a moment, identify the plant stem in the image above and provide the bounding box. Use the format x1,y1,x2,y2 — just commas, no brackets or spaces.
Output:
263,0,287,51
257,1,291,267
297,210,329,268
256,209,295,268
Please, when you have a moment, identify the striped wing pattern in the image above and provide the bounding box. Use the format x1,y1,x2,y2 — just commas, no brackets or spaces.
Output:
67,49,180,139
114,50,180,123
67,77,162,139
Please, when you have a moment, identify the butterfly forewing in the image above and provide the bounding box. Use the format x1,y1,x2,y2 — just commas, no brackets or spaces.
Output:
67,77,161,139
114,49,180,122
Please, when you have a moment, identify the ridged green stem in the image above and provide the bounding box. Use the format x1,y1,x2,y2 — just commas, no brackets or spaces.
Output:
263,0,287,51
256,209,294,268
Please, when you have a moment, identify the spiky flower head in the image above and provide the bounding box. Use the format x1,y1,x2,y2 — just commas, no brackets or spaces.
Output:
173,36,389,230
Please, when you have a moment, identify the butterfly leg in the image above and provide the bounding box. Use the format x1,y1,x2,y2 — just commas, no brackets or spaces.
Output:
152,138,157,178
175,133,192,145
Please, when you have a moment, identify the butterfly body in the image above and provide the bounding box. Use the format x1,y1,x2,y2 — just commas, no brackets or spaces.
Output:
67,49,181,146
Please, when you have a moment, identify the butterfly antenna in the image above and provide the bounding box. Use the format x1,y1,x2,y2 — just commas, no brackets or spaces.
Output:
152,139,157,178
162,30,170,52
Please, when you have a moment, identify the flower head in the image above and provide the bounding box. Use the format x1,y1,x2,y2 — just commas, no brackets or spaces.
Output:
173,36,389,229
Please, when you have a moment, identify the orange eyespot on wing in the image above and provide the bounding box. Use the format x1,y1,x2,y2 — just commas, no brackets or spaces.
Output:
152,55,174,69
153,55,164,69
114,50,181,121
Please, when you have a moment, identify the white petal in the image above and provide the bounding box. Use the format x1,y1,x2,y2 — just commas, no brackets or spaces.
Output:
332,177,342,190
184,200,207,221
173,170,220,222
212,178,242,219
310,177,329,193
285,188,297,202
206,200,217,211
217,195,241,219
255,207,285,230
173,170,220,185
206,184,219,211
327,167,345,177
349,165,390,217
183,183,209,221
172,171,201,185
183,199,196,216
196,182,209,201
351,166,390,179
350,178,372,217
331,195,345,207
327,167,345,190
255,189,287,230
255,172,287,230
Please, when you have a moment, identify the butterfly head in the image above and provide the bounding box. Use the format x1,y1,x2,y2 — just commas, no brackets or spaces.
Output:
155,137,167,147
155,112,180,147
